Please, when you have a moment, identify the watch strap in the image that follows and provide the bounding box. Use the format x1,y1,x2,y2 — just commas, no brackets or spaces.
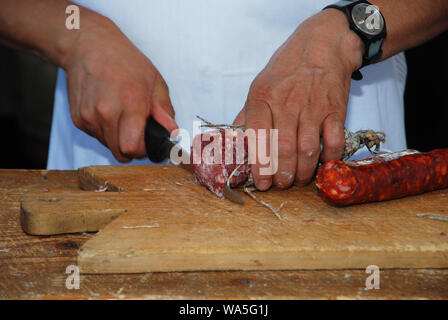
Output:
323,0,386,81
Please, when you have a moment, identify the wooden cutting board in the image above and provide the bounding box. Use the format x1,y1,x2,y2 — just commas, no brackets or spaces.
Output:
21,165,448,273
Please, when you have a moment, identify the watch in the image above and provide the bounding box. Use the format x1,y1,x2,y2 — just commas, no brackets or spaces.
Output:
323,0,387,80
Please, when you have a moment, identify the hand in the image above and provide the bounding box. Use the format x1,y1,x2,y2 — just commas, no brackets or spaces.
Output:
234,9,364,190
62,15,177,162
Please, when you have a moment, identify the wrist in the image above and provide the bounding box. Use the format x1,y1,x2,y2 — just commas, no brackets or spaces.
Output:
295,9,365,75
55,8,116,69
324,9,365,72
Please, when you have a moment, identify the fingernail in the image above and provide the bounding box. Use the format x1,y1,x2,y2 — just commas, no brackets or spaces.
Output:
258,179,271,191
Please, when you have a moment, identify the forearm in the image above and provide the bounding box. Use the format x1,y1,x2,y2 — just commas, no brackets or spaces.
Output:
0,0,109,67
371,0,448,60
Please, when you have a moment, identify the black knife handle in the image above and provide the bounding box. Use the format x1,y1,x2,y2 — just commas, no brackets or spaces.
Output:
145,116,170,163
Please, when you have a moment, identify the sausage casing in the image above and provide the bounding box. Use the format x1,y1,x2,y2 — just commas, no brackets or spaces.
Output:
315,149,448,205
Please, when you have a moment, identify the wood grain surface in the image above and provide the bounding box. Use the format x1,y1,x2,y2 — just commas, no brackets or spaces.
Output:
20,192,127,235
2,169,448,299
73,166,448,273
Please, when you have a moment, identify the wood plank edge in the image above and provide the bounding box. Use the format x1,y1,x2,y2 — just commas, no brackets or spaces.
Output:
77,166,122,191
20,201,124,236
77,250,448,274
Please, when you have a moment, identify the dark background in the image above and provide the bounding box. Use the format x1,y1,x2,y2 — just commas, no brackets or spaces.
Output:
0,32,446,169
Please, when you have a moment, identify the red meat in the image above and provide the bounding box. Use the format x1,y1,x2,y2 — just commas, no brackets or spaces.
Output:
316,149,448,205
191,129,250,198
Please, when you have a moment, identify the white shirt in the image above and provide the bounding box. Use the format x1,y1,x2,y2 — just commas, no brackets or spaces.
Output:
47,0,407,169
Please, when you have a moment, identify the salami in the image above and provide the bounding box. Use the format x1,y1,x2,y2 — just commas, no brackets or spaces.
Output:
315,149,448,206
191,129,250,198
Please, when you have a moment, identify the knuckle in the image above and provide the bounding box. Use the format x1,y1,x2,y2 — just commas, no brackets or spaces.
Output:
120,134,145,157
249,119,270,130
325,136,345,154
96,102,113,123
79,108,93,125
299,141,320,158
251,87,271,102
120,83,145,104
328,99,344,111
249,80,274,102
277,136,296,157
120,140,140,156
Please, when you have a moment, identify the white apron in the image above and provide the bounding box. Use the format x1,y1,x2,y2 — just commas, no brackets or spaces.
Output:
47,0,407,169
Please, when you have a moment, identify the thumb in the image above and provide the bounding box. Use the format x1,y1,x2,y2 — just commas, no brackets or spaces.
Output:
151,73,178,134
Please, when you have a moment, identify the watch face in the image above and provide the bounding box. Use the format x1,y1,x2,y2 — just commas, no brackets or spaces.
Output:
351,3,384,36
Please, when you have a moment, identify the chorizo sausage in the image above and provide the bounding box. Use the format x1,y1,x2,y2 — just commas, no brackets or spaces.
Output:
315,149,448,205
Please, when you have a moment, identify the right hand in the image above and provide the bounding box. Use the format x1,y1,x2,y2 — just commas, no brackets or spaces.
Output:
61,15,177,162
233,10,363,191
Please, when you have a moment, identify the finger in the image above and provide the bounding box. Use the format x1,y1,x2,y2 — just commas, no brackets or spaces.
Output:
151,102,178,134
66,71,84,131
320,112,346,162
103,122,132,162
296,116,321,186
78,90,107,145
118,73,177,159
68,75,109,147
96,99,132,163
245,99,273,191
233,108,246,126
118,108,148,159
151,74,178,133
272,109,298,189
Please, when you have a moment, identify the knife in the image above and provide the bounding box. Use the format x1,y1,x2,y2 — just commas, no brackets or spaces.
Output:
144,117,245,204
145,116,192,172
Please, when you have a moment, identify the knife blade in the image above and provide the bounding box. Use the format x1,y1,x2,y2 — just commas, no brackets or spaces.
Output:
144,116,244,204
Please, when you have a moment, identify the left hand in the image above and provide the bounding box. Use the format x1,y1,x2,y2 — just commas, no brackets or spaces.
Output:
234,9,364,191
